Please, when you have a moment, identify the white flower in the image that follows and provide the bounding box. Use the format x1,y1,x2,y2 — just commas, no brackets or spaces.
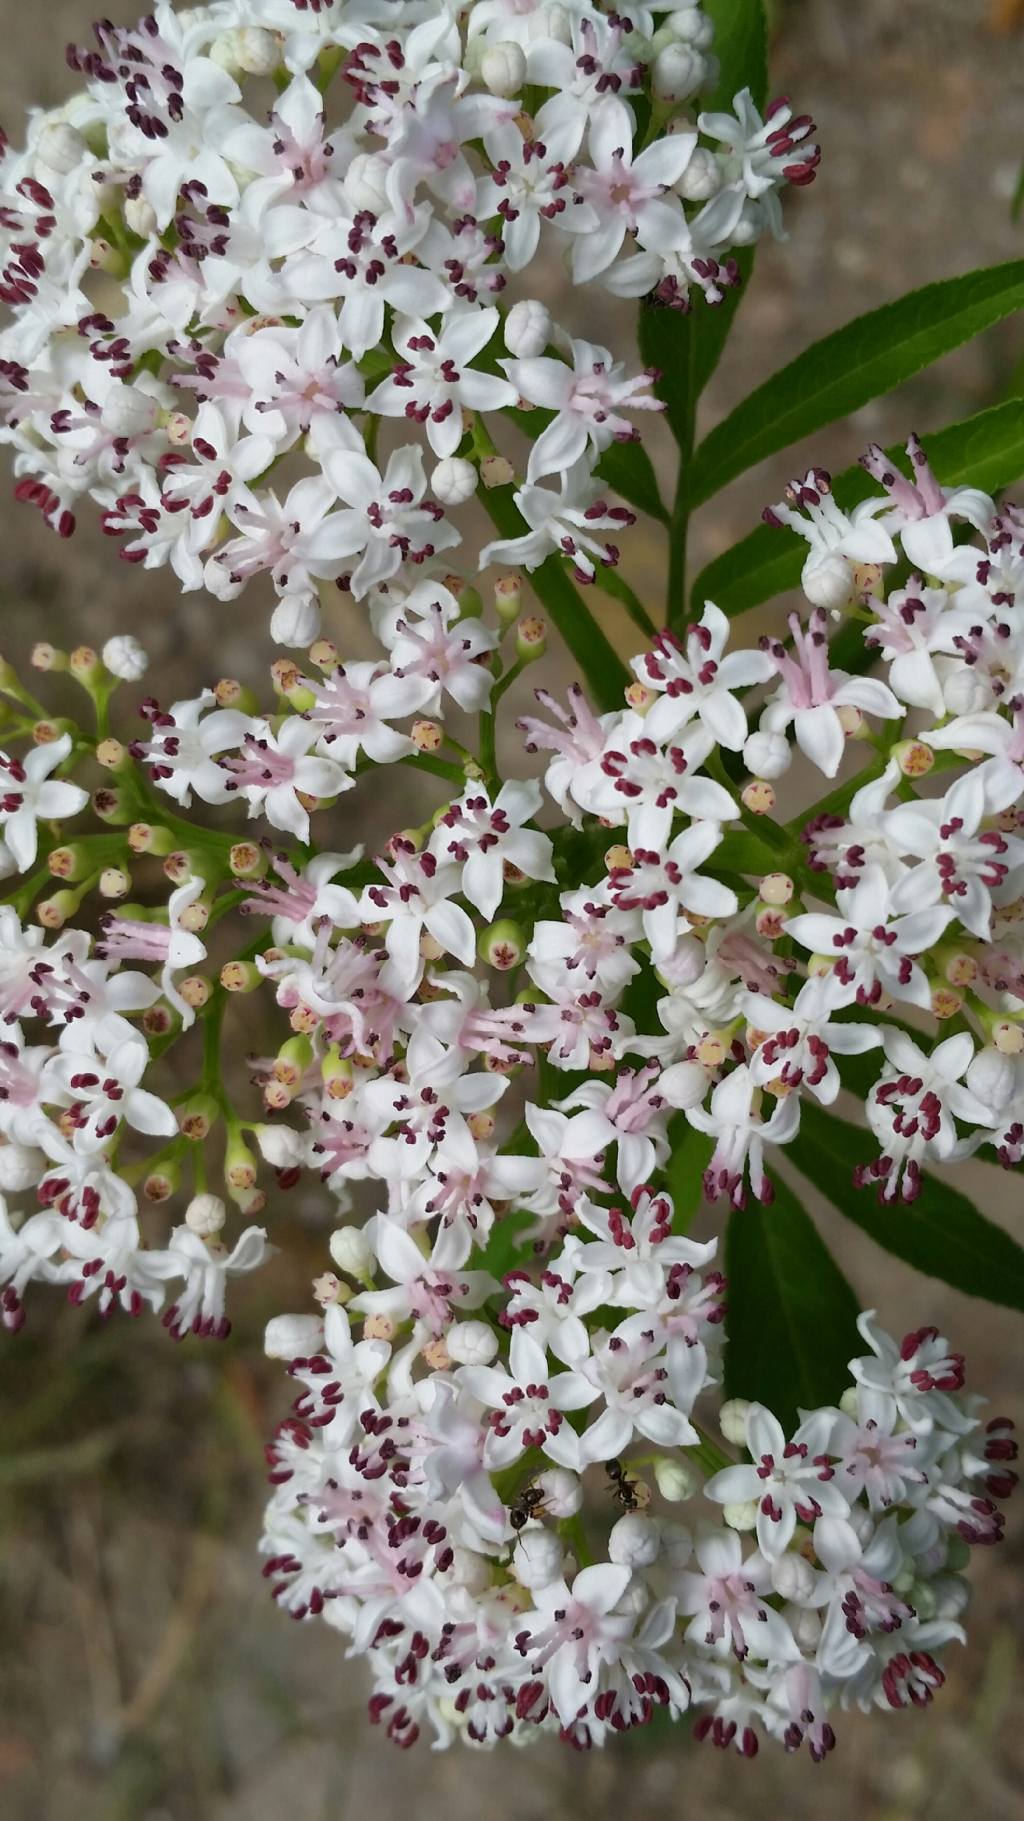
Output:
318,444,459,599
480,457,635,582
368,306,515,458
428,778,554,921
220,716,351,840
458,1326,597,1471
632,604,775,750
0,734,88,870
705,1404,848,1558
784,864,955,1011
503,335,663,482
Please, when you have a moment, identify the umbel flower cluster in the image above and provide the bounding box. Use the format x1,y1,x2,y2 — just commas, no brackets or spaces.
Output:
0,0,1019,1771
0,0,816,643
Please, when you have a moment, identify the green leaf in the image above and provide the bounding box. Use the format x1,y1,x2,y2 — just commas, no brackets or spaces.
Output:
595,440,668,525
724,1172,862,1431
689,261,1024,508
791,1103,1024,1314
666,1119,714,1228
480,483,630,710
691,399,1024,617
702,0,769,112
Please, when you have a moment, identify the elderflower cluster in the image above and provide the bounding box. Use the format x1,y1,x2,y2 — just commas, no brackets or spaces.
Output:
0,419,1020,1753
0,0,817,643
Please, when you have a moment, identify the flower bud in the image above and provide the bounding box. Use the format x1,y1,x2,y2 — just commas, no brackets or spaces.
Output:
431,456,478,506
652,43,703,101
343,151,393,215
270,593,320,649
264,1312,326,1360
185,1192,227,1237
0,1140,46,1192
480,41,526,98
652,1456,698,1502
534,1467,581,1518
446,1319,498,1366
36,122,87,174
102,635,149,681
675,145,721,201
609,1511,661,1567
667,3,714,46
723,1499,759,1532
232,26,281,74
504,298,551,358
789,1607,822,1652
743,729,791,781
802,552,855,611
966,1046,1017,1110
328,1223,375,1280
771,1551,816,1603
446,1548,491,1593
31,642,66,672
719,1397,751,1446
253,1123,306,1169
512,1527,565,1590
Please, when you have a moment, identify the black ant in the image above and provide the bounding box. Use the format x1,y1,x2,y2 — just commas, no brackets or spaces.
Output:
606,1459,639,1511
508,1484,544,1531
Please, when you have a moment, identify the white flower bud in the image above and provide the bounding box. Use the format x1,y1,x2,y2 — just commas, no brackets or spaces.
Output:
431,456,478,507
966,1047,1017,1113
504,298,551,359
534,1467,581,1518
102,387,159,440
609,1512,661,1567
676,146,722,201
839,1385,861,1417
480,41,526,98
270,592,321,649
446,1319,499,1366
264,1312,325,1359
125,195,158,238
513,1526,566,1590
942,666,990,717
723,1499,759,1532
102,635,149,681
789,1606,822,1651
328,1224,375,1279
0,1142,46,1191
652,44,704,102
233,27,282,74
719,1397,751,1446
652,1456,698,1502
668,4,714,48
530,3,571,44
343,152,393,215
658,1058,708,1111
742,729,791,781
802,551,855,611
658,1520,693,1569
185,1192,227,1237
36,122,87,175
929,1571,970,1621
770,1551,816,1604
446,1547,492,1593
253,1124,307,1168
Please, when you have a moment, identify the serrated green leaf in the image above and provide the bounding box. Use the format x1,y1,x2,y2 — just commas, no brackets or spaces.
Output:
691,400,1024,617
791,1103,1024,1314
480,483,630,710
689,261,1024,507
724,1172,862,1431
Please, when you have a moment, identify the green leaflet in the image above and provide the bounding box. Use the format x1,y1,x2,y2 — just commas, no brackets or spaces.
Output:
690,400,1024,617
688,261,1024,507
723,1171,862,1431
792,1102,1024,1314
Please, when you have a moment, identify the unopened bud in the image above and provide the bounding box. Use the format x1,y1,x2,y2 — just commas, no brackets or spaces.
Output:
264,1312,325,1360
446,1319,498,1366
653,1457,698,1502
609,1512,661,1567
802,552,855,611
720,1397,751,1446
431,455,478,506
328,1224,375,1280
652,42,703,101
723,1499,759,1532
743,729,791,781
480,40,526,97
185,1192,227,1236
504,298,550,359
102,635,148,681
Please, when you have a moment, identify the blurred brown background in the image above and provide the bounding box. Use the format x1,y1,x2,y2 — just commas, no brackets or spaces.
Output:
1,2,1024,1818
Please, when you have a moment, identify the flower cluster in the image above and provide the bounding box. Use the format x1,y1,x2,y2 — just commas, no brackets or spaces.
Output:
0,417,1020,1751
0,0,817,643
